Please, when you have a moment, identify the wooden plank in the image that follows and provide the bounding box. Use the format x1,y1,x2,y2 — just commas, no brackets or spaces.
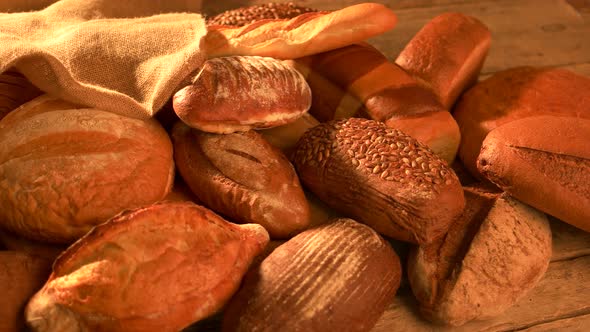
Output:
519,313,590,331
373,255,590,331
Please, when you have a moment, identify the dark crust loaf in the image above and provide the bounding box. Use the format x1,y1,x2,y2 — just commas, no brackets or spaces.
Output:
206,2,319,27
222,218,402,332
292,117,465,245
408,185,551,326
477,115,590,232
173,56,311,134
172,123,310,239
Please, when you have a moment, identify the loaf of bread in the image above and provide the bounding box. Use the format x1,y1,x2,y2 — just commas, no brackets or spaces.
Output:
1,251,52,332
454,66,590,177
172,122,310,239
0,95,174,243
408,184,552,326
396,12,491,109
25,201,269,332
477,115,590,232
206,2,318,27
292,118,465,244
173,55,311,134
222,218,401,332
0,70,42,120
204,3,397,59
288,43,460,164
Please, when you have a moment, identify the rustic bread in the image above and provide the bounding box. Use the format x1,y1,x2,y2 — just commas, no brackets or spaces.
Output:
172,122,310,239
454,66,590,177
0,70,42,120
206,2,318,27
173,56,311,134
25,201,269,332
0,251,52,332
292,118,465,244
477,115,590,232
0,95,174,244
408,184,552,326
396,12,491,109
222,218,401,332
204,3,397,59
288,43,460,164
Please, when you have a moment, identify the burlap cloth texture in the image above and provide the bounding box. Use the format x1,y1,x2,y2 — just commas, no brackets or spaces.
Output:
0,0,207,119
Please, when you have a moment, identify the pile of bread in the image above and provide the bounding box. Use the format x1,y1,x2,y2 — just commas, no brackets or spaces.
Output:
1,2,589,332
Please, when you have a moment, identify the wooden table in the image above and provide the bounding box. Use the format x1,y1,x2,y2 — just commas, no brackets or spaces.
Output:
198,1,590,331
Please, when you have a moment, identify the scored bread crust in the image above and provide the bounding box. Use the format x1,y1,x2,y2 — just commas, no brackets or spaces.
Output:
477,115,590,232
204,3,397,60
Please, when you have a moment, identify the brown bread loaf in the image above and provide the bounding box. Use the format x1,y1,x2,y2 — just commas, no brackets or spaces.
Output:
222,218,402,332
0,251,52,332
0,70,42,120
0,95,174,244
204,3,397,59
173,55,311,134
454,66,590,177
477,115,590,232
25,201,269,332
396,12,491,109
292,118,465,244
289,43,461,164
206,2,318,27
408,184,552,326
172,122,310,239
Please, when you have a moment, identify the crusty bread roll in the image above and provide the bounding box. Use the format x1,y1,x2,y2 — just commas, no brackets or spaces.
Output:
204,3,397,60
0,251,52,332
0,70,42,120
292,118,465,244
477,115,590,232
454,66,590,178
172,122,310,239
206,2,318,27
288,43,461,164
0,95,174,244
173,56,311,134
408,184,551,326
26,201,269,332
396,12,491,109
222,218,401,332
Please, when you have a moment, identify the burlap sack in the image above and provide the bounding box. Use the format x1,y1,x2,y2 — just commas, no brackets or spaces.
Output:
0,0,207,119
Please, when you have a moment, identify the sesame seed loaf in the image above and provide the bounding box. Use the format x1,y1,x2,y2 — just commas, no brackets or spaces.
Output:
0,95,174,244
408,184,552,326
25,201,269,332
172,122,310,239
222,218,401,332
478,115,590,232
206,2,318,27
292,117,465,245
173,56,311,134
396,12,491,109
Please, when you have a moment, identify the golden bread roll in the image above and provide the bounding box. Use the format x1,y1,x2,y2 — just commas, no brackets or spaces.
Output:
25,201,269,332
477,115,590,232
0,95,174,243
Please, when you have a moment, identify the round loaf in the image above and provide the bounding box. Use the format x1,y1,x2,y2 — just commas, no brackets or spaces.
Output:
292,118,465,244
172,122,310,239
25,201,269,332
477,115,590,232
408,185,552,326
0,95,174,243
222,218,401,332
454,66,590,177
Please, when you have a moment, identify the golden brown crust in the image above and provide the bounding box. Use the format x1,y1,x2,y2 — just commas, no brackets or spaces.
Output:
204,3,397,60
172,122,310,239
454,66,590,178
477,115,590,232
25,201,269,332
173,56,311,134
396,12,491,109
408,185,551,326
222,218,401,332
292,118,465,244
0,95,174,244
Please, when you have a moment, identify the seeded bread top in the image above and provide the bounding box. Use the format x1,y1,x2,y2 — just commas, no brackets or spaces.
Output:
207,2,318,27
